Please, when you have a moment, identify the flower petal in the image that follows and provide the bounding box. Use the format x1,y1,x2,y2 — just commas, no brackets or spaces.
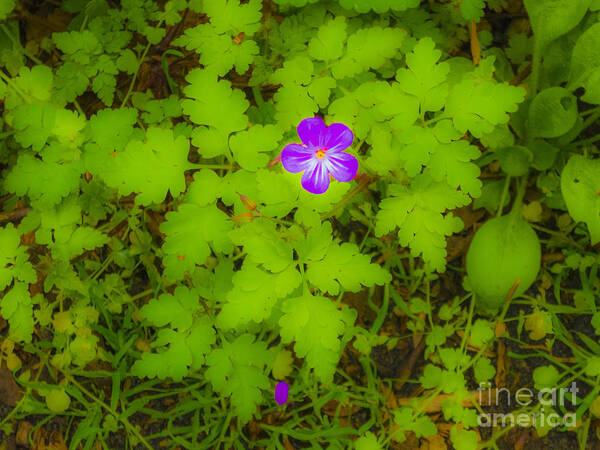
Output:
281,143,314,173
297,117,326,148
301,160,330,194
324,123,353,153
325,151,358,182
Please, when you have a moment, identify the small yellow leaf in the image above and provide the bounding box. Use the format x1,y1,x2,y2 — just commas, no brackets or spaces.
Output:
53,311,75,334
522,201,542,222
590,396,600,418
6,352,21,371
46,387,71,412
525,309,552,340
272,349,294,380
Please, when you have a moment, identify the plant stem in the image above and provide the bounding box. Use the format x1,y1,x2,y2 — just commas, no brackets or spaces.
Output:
252,86,264,106
0,70,29,101
63,373,154,450
506,175,527,227
569,133,600,148
496,175,511,218
530,37,542,96
120,40,153,108
0,23,43,65
320,175,372,220
582,108,600,130
189,163,237,170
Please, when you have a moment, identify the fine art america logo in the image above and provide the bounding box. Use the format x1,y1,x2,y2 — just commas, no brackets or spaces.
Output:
477,382,579,428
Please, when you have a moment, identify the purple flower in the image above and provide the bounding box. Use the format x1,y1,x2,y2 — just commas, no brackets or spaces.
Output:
274,381,289,405
281,117,358,194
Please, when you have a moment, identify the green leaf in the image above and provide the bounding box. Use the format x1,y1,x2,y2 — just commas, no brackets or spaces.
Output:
450,427,478,450
393,407,437,441
396,37,449,114
173,24,259,76
160,204,233,281
6,65,53,109
1,282,34,343
584,356,600,377
46,388,71,413
533,365,560,389
567,22,600,103
97,127,193,205
338,0,419,13
52,108,86,146
308,76,336,108
91,69,117,106
190,127,230,159
217,264,301,329
5,152,83,208
445,78,525,138
561,155,600,245
581,68,600,104
131,319,214,382
306,241,391,295
528,140,559,171
308,17,347,61
273,84,319,132
0,223,36,290
203,0,262,36
141,286,201,330
255,170,298,217
331,27,405,79
376,174,469,272
506,33,534,65
229,220,294,273
428,139,482,197
11,102,56,151
460,0,486,22
440,348,470,371
294,221,332,262
527,87,577,138
52,62,87,103
229,124,283,171
474,357,496,383
182,68,249,135
35,198,108,260
116,49,138,73
279,294,354,383
355,432,382,450
426,325,448,348
470,319,494,347
134,95,182,125
0,0,15,20
473,179,509,214
205,334,272,423
496,145,533,176
569,22,600,87
270,56,320,130
185,169,224,206
53,226,109,261
524,0,591,50
419,364,443,389
86,107,139,152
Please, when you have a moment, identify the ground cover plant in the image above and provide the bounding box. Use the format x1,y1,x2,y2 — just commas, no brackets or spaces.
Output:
1,0,600,448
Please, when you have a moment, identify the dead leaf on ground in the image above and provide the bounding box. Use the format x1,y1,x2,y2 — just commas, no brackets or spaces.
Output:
421,433,448,450
32,428,67,450
0,361,24,406
16,421,33,446
495,339,507,387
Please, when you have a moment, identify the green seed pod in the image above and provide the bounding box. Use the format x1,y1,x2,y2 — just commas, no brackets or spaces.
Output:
466,214,541,314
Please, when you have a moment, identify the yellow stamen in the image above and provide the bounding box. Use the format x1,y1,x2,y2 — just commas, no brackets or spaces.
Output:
316,149,326,159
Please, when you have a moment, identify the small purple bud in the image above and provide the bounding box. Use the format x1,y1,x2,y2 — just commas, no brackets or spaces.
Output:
274,381,289,405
